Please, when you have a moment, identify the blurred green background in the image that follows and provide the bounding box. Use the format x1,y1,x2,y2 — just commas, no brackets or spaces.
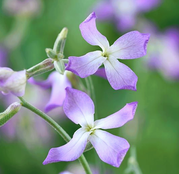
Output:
0,0,179,174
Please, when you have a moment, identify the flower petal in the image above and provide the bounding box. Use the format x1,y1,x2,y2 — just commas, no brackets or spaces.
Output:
28,77,51,89
94,102,138,129
29,71,71,112
66,51,106,78
103,57,138,90
79,12,109,51
89,130,130,167
43,128,90,164
63,87,94,127
94,68,107,79
2,69,27,96
45,72,71,112
108,31,150,59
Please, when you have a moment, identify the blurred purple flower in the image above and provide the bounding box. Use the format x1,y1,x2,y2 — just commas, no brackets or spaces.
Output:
66,12,150,90
60,162,113,174
3,0,42,17
0,84,54,147
145,28,179,80
0,67,27,97
29,71,72,112
43,87,138,167
94,0,161,31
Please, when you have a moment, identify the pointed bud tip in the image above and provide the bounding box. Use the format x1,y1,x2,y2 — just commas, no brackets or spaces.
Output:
0,102,21,127
59,27,68,39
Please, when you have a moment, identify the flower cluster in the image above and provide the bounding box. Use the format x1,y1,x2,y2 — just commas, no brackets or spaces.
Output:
0,11,150,172
42,12,149,168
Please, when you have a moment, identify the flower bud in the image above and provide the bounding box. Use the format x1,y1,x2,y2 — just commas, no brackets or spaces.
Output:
0,102,21,127
53,27,68,54
0,67,27,97
26,58,54,78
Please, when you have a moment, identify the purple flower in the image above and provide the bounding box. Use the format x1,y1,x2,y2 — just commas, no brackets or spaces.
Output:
94,0,161,31
3,0,42,17
145,27,179,80
43,87,138,167
66,12,150,90
29,71,72,112
0,67,27,97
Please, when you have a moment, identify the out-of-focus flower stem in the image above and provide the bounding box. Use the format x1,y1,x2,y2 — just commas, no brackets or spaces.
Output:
18,97,92,174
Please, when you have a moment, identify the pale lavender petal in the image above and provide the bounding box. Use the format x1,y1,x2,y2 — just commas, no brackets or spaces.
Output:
79,12,109,51
89,130,130,167
43,128,90,164
94,68,107,79
5,70,26,96
66,51,106,78
29,72,71,112
103,58,138,90
63,87,94,127
28,77,51,89
45,72,71,112
0,67,13,80
94,102,138,129
108,31,150,59
0,69,26,96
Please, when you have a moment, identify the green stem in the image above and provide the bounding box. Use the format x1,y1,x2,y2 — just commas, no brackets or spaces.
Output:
85,76,97,119
18,97,92,174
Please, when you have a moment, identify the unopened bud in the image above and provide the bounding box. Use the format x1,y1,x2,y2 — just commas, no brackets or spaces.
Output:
26,58,54,78
53,27,68,54
0,102,21,127
45,48,57,59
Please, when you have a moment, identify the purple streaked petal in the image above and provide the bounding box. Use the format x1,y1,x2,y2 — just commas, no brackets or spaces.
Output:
63,87,94,127
103,58,138,90
66,51,106,78
79,12,109,51
89,130,130,167
43,128,90,164
108,31,150,59
94,102,138,129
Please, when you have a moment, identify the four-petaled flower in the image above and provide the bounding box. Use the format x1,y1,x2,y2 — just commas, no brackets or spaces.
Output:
43,87,138,167
66,12,150,90
0,67,27,97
